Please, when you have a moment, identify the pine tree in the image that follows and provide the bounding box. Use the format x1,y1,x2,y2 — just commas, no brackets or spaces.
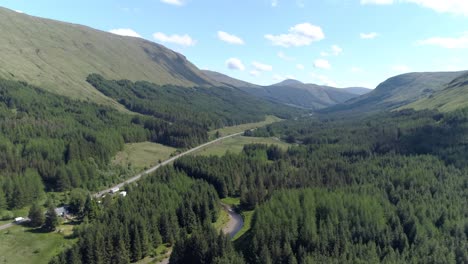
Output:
0,188,6,210
28,203,45,227
83,195,99,220
44,205,59,232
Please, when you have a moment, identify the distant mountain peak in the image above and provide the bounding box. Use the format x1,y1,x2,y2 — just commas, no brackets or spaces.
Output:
273,79,304,86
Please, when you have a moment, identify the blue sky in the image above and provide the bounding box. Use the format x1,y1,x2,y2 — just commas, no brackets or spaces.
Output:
2,0,468,88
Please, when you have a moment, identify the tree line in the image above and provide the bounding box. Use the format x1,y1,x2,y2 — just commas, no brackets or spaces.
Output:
50,167,230,264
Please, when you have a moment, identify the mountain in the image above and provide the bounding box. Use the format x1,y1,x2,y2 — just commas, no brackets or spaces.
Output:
406,72,468,112
202,70,259,88
324,71,467,114
203,70,368,110
343,87,372,95
0,7,217,107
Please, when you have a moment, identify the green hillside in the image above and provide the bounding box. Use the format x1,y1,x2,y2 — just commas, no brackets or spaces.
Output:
202,70,366,109
324,71,466,114
406,72,468,112
0,7,216,107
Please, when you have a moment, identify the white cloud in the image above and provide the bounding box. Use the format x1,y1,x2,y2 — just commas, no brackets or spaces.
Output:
361,0,394,4
391,64,411,73
250,70,261,76
14,10,24,13
217,31,245,45
153,32,196,46
277,51,295,61
296,64,305,70
252,61,273,72
406,0,468,16
285,74,296,79
161,0,184,6
226,58,245,71
314,59,331,70
361,0,468,16
265,23,325,47
417,33,468,49
271,0,278,7
109,28,142,38
331,45,343,56
320,45,342,57
350,67,364,73
310,73,337,87
360,32,379,39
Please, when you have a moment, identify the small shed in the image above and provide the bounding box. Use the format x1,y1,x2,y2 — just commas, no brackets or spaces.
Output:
14,217,25,223
119,191,127,197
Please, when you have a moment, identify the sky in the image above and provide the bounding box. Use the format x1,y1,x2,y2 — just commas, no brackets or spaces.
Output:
2,0,468,88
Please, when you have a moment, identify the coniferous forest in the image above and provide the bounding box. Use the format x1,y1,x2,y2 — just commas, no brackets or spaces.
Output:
49,103,468,263
1,4,468,264
0,76,296,210
0,74,467,264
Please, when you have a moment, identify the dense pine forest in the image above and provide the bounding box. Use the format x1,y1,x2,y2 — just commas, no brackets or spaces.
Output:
2,4,468,264
1,68,466,264
50,167,239,263
87,74,296,131
0,77,291,212
46,106,468,263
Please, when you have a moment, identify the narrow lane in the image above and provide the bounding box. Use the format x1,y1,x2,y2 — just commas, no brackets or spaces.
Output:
0,131,245,231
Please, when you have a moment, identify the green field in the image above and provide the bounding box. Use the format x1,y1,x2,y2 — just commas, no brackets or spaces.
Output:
0,224,76,264
213,209,230,231
193,136,291,157
209,115,281,138
136,244,172,264
0,207,31,225
221,197,241,207
112,142,177,171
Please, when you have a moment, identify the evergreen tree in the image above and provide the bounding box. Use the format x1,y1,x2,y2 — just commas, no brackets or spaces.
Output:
28,203,45,228
44,205,59,232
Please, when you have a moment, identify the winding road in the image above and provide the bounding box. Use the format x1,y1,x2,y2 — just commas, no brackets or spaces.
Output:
221,203,244,238
157,204,244,264
0,131,245,231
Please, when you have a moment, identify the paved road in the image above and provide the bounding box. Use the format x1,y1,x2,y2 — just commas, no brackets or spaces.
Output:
0,131,244,231
95,131,244,197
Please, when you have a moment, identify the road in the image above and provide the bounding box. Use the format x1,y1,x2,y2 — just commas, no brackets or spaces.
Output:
95,131,244,197
221,203,244,238
157,204,244,264
0,131,245,231
0,222,14,231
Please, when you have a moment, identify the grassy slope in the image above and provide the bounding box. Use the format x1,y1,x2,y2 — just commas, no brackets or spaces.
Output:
209,115,282,138
0,224,76,264
112,142,177,171
406,72,468,112
0,7,216,107
325,71,466,114
193,136,291,157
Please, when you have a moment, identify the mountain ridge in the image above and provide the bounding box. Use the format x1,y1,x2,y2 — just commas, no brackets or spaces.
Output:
0,7,217,107
323,71,467,114
202,70,370,110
